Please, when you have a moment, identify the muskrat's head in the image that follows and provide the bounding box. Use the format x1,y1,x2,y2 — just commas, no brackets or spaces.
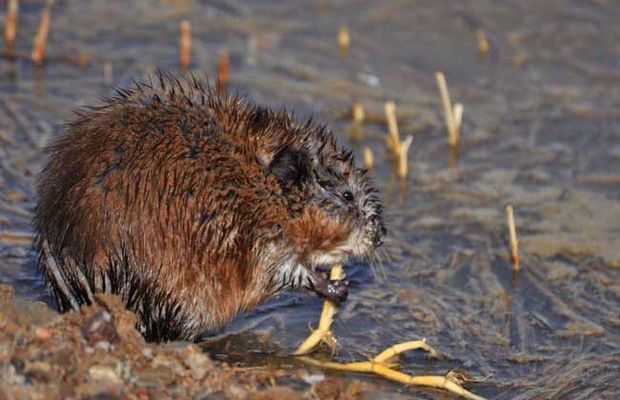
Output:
269,121,386,270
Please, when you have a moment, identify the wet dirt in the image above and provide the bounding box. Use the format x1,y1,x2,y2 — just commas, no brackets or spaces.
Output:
1,0,619,399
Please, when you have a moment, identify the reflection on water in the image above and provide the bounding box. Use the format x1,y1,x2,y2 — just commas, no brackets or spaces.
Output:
1,1,619,398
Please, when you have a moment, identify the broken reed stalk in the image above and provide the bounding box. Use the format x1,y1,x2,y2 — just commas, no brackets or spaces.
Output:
218,50,230,89
513,50,528,68
384,101,414,178
349,100,364,142
475,30,489,57
31,4,51,66
363,146,373,170
179,20,191,69
5,0,19,55
338,25,350,59
352,100,365,123
103,62,113,86
506,205,519,270
453,102,464,137
398,135,413,179
384,101,399,153
435,72,461,147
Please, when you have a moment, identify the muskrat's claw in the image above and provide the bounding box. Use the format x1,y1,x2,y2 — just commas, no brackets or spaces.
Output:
315,278,349,305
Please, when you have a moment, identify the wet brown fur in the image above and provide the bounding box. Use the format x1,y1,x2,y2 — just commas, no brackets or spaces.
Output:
34,72,384,342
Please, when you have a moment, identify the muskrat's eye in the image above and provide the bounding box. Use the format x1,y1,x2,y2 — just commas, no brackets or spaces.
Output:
342,190,354,202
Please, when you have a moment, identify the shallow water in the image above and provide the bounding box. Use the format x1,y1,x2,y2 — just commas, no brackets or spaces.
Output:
1,0,619,398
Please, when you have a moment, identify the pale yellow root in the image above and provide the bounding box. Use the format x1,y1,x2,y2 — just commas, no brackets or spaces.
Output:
294,265,486,400
298,347,485,400
294,265,343,355
373,338,437,363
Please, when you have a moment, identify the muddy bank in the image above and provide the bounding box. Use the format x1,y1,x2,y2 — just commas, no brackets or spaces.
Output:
0,284,387,400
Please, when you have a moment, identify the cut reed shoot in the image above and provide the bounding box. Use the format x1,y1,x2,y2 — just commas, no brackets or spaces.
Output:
506,204,519,270
475,29,489,57
435,72,462,147
363,146,374,170
218,49,230,89
453,102,464,137
103,62,113,86
338,25,350,59
352,100,365,123
5,0,19,56
397,135,413,179
179,20,191,69
384,101,400,153
513,50,527,68
31,4,51,66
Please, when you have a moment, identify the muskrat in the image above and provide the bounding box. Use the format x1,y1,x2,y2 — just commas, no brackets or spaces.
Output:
34,72,385,342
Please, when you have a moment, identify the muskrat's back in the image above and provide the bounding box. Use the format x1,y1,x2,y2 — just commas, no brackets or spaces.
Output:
35,73,385,342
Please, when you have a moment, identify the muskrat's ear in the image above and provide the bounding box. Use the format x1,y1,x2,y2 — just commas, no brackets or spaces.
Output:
269,146,311,188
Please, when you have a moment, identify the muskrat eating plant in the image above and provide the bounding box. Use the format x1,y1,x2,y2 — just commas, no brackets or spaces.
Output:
34,73,385,342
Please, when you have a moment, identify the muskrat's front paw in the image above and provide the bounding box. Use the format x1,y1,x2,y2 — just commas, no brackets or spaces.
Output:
315,278,349,305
